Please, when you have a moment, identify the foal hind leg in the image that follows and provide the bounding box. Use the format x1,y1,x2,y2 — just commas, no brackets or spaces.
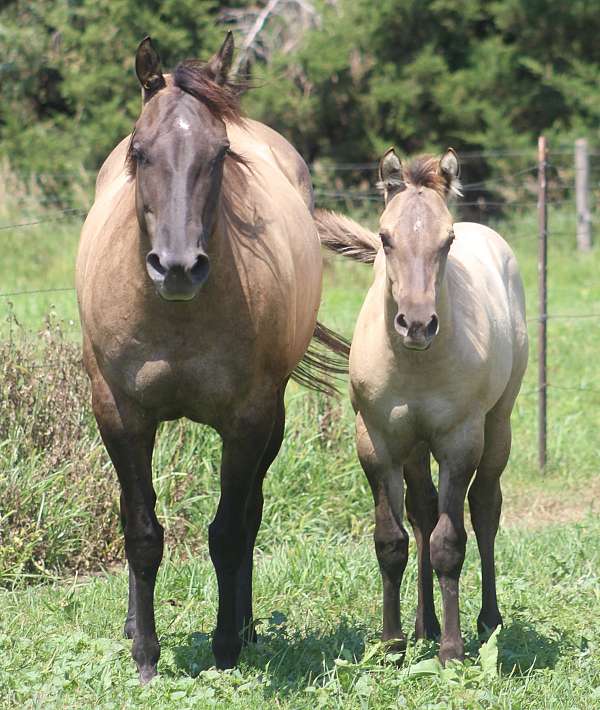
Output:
468,410,511,635
356,414,409,653
90,375,160,684
209,397,279,669
403,444,440,640
236,388,286,645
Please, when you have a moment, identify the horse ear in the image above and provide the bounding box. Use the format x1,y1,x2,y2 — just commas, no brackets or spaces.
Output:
206,31,235,85
135,37,166,103
378,148,404,204
439,148,462,196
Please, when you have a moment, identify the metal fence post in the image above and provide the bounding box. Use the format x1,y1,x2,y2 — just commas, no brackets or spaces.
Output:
538,136,548,470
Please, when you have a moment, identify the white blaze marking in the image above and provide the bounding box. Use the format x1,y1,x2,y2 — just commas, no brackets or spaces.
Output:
414,218,422,232
176,117,190,131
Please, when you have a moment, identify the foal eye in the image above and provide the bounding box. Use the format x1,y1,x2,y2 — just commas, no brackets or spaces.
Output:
379,232,392,250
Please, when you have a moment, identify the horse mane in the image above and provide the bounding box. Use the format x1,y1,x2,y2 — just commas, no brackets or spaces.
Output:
401,155,462,197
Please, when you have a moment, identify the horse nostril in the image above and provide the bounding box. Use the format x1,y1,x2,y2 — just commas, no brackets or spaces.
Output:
146,252,166,277
189,254,210,285
395,313,409,334
427,314,439,338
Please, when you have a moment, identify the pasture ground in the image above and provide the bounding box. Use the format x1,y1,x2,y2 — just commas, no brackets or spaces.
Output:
0,194,599,707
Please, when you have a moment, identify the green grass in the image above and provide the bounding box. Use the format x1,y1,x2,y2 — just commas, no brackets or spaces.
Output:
1,519,599,708
1,190,600,706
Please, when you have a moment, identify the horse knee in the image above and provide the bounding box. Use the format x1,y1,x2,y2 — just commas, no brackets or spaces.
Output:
374,528,409,582
430,515,466,577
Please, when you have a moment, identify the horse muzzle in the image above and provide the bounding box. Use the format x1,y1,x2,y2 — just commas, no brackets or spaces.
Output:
146,250,210,301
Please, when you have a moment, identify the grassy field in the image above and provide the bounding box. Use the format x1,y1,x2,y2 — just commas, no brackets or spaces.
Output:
0,181,599,707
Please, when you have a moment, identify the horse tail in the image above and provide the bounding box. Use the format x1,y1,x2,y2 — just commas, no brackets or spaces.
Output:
291,321,350,396
314,208,379,264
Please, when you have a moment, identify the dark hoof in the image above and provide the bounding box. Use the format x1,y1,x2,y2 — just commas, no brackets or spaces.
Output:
415,616,441,641
132,636,160,683
477,612,503,638
439,639,464,666
138,664,158,685
382,632,407,661
212,631,242,670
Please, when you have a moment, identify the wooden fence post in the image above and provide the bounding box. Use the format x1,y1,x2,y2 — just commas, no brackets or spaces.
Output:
575,138,592,252
538,136,548,470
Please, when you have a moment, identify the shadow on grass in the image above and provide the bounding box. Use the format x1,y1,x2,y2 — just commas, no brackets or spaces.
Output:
496,619,564,675
166,613,369,696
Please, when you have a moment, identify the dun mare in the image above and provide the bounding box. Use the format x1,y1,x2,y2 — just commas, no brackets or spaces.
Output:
76,34,346,682
316,148,528,662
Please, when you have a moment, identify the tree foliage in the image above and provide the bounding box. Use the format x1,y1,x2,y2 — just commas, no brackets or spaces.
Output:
2,0,600,196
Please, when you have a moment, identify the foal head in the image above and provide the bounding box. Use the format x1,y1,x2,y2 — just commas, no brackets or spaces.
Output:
127,33,242,301
377,148,461,350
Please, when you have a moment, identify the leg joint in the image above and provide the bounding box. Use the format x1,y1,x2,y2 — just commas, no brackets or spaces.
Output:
430,519,466,576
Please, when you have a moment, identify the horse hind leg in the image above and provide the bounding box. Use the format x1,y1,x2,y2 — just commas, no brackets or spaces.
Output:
403,444,440,640
468,410,511,636
356,414,409,654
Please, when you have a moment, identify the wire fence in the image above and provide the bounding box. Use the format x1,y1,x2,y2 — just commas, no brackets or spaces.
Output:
1,145,599,413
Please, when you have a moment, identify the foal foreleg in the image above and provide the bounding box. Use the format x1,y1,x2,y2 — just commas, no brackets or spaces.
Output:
403,445,440,640
209,409,276,669
92,379,160,684
356,415,409,652
430,422,483,664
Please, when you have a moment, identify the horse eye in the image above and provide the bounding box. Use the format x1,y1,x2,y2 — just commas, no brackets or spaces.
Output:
379,232,392,249
132,144,149,166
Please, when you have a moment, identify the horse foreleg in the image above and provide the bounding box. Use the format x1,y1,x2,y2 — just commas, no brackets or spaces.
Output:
235,390,286,646
403,444,440,640
356,414,409,654
430,421,483,665
209,404,277,669
91,377,160,684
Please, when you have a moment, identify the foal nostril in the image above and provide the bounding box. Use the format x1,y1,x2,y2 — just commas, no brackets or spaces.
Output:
189,254,210,285
146,251,166,277
427,314,439,339
395,313,408,334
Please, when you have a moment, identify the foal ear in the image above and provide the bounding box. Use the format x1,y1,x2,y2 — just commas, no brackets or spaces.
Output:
439,148,462,197
135,37,166,102
206,31,235,85
378,148,404,204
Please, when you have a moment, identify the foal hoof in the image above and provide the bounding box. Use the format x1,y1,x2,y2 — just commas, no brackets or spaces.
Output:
477,612,503,638
382,632,407,661
212,631,242,670
438,639,464,666
415,616,441,641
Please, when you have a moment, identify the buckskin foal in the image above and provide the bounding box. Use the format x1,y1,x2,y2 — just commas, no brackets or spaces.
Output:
316,148,528,663
76,34,346,682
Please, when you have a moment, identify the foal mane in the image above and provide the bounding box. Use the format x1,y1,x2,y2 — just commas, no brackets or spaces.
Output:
401,155,462,198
